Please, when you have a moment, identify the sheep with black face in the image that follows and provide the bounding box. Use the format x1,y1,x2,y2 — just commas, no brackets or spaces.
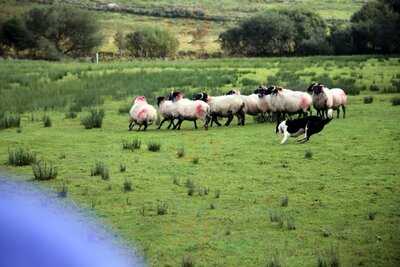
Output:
156,96,177,130
129,96,157,131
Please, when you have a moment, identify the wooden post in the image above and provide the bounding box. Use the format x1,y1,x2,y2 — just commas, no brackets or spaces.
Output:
96,52,99,64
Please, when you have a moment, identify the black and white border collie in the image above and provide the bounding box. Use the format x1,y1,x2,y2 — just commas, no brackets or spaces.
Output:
277,109,333,144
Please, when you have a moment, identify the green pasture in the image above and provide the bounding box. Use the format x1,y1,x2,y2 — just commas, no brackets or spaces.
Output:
1,56,400,266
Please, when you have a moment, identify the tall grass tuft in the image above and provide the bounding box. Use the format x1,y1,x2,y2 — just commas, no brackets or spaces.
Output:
0,113,21,130
57,180,68,198
157,201,168,215
122,138,141,150
118,103,131,114
181,254,195,267
266,253,282,267
281,196,289,207
42,114,52,127
147,141,161,152
8,147,36,166
304,149,313,159
391,96,400,106
363,96,373,104
120,163,126,172
32,160,57,180
81,109,105,129
91,161,109,180
176,146,185,158
123,179,133,192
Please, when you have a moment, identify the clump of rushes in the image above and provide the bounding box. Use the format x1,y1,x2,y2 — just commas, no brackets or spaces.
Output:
81,109,105,129
280,196,289,207
157,201,168,215
57,180,68,198
304,149,313,159
363,96,373,104
176,146,185,158
181,254,195,267
91,161,109,180
120,163,126,172
147,141,161,152
391,96,400,106
122,138,141,150
123,179,133,192
32,160,57,180
8,147,36,166
192,157,199,164
0,113,20,129
42,114,52,127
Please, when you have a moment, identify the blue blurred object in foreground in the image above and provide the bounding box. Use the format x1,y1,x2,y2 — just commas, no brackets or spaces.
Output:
0,174,144,267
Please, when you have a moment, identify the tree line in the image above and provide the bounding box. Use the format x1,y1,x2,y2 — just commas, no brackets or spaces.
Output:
0,0,399,60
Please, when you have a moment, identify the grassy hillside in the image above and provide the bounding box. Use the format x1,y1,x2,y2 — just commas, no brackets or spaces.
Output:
0,0,366,53
1,56,400,266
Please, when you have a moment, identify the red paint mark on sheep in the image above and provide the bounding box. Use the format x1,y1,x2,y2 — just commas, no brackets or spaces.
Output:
195,103,204,117
137,108,147,119
299,96,309,110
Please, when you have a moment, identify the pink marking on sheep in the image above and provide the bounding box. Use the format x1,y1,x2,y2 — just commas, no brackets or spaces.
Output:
299,95,310,110
137,108,147,119
195,103,204,117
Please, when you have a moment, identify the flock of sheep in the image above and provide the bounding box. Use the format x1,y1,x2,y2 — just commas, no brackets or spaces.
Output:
128,83,347,135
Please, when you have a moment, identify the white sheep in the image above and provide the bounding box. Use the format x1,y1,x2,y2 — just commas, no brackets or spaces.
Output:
128,96,157,131
226,89,272,123
169,92,211,130
261,86,312,120
156,96,178,129
309,84,347,118
192,92,245,126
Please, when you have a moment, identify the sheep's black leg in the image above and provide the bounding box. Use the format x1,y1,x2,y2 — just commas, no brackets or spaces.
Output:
204,115,211,130
128,121,135,131
225,112,234,126
166,119,175,129
157,118,168,129
212,115,221,126
143,121,148,131
337,108,340,119
176,119,183,130
137,125,142,131
193,120,198,129
342,105,346,119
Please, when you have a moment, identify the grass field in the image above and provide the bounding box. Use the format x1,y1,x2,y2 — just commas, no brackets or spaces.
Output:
1,56,400,266
0,0,365,53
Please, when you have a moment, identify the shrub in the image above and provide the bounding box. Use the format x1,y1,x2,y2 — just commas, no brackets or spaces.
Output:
181,254,195,267
122,138,141,150
157,201,168,215
147,141,161,152
125,27,179,58
123,179,133,192
176,146,185,158
91,161,109,180
42,114,52,127
8,147,36,166
32,160,57,180
0,113,21,129
281,196,289,207
369,83,380,91
65,111,77,119
81,109,105,129
391,96,400,106
363,96,373,104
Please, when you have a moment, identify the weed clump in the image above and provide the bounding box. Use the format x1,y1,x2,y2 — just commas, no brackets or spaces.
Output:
192,157,199,164
266,253,282,267
181,254,195,267
157,201,168,215
123,179,133,192
32,160,57,180
147,141,161,152
186,178,195,196
176,146,185,158
122,138,141,150
391,96,400,106
120,163,126,172
363,96,373,104
173,177,180,185
317,247,340,267
305,149,313,159
214,189,221,198
91,161,109,180
65,111,77,119
280,196,289,207
8,147,36,166
368,211,377,220
0,113,20,130
42,115,52,127
57,180,68,198
118,103,131,114
81,109,105,129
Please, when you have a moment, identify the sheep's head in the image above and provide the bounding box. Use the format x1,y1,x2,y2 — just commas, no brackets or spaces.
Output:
256,86,274,98
168,91,184,102
271,86,283,95
313,84,324,95
134,96,146,104
226,89,240,95
156,96,166,106
307,82,318,93
192,92,208,102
